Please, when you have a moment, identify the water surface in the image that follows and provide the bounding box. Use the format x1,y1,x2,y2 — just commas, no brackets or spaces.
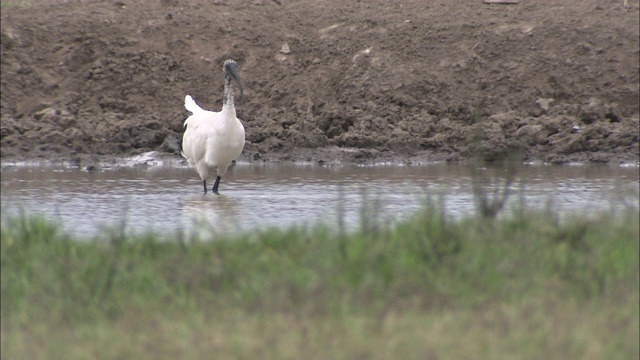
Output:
1,162,638,239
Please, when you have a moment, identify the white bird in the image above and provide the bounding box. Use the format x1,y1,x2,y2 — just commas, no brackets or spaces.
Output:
182,59,246,194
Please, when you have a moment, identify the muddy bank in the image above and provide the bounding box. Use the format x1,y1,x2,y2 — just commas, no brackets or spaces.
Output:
1,0,638,164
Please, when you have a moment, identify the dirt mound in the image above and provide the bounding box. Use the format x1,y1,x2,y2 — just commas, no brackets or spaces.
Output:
1,0,638,163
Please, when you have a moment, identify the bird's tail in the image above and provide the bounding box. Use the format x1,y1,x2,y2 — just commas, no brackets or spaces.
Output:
184,95,204,114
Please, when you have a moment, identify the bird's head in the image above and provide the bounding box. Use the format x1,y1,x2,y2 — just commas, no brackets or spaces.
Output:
223,59,244,102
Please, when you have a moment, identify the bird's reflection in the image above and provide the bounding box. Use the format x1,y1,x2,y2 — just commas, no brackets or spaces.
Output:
180,194,242,237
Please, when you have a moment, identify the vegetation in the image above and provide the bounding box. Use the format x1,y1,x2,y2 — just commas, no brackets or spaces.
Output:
0,1,30,7
2,199,638,359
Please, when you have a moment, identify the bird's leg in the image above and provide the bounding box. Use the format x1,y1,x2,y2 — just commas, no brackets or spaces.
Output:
211,176,222,194
203,180,207,194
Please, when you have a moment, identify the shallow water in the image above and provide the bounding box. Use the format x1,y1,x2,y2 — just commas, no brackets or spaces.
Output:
1,162,638,239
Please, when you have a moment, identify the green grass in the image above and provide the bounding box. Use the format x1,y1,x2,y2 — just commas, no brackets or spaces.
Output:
2,205,638,359
0,1,31,7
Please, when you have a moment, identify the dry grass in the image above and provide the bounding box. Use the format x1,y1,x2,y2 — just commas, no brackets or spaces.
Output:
3,293,637,359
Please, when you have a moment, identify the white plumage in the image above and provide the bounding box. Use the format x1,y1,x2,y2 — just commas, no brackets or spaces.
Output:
182,59,245,194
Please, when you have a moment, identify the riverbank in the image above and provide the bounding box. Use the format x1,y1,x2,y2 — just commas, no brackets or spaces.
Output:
1,0,639,164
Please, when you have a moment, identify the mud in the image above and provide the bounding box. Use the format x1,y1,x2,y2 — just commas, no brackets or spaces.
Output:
1,0,638,164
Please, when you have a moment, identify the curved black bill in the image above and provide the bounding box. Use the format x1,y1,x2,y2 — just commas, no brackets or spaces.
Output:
225,61,244,102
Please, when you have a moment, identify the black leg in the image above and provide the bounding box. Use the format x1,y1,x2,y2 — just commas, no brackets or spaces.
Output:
211,175,222,194
203,180,207,194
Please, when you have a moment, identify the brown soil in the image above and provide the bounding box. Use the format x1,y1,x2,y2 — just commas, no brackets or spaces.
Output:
1,0,638,164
